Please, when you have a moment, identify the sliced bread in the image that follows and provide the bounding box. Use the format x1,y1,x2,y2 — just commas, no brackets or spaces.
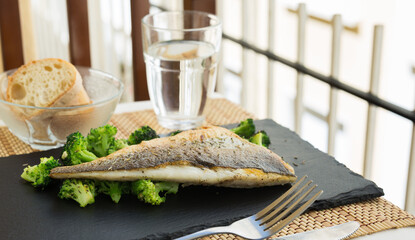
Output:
6,58,91,117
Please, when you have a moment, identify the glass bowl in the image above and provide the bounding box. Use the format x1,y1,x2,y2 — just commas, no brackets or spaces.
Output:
0,66,124,150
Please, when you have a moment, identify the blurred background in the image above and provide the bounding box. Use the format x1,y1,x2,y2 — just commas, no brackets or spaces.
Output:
1,0,414,214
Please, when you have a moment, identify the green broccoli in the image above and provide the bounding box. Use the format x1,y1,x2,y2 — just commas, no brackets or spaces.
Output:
169,130,182,136
61,132,98,166
96,180,130,203
131,180,179,205
249,130,271,148
21,156,61,189
127,126,159,145
108,139,129,154
58,179,97,207
231,118,256,138
87,125,118,157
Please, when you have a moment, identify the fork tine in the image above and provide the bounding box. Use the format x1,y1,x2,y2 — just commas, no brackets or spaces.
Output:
256,175,307,219
262,183,318,229
268,189,323,234
259,180,313,223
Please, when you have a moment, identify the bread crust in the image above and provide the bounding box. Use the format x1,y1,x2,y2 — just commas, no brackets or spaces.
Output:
47,65,91,107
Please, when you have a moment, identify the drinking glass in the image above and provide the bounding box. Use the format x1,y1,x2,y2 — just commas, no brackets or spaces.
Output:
142,11,222,130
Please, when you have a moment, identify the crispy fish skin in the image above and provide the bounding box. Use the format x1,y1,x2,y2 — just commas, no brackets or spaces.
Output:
50,126,296,187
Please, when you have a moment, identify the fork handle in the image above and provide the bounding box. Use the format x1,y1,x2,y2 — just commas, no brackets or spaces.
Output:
174,226,232,240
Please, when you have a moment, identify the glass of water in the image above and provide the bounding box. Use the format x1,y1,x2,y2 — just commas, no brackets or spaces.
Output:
142,11,222,130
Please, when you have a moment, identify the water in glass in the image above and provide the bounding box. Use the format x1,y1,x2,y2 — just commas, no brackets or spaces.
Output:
144,40,218,130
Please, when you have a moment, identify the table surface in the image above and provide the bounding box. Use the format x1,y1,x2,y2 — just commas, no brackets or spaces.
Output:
1,99,414,239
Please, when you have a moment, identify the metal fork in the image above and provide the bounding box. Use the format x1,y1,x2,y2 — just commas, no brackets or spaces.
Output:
174,176,323,240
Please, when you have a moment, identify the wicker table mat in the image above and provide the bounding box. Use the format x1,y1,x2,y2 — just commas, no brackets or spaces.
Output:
1,98,414,239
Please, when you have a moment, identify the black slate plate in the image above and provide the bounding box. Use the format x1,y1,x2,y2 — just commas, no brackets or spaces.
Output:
0,119,383,240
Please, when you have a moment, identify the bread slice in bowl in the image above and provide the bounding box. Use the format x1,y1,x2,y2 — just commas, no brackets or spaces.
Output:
6,58,91,118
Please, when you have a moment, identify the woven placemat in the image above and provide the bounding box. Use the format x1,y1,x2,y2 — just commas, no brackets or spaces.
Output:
1,98,414,239
200,198,415,240
272,197,415,239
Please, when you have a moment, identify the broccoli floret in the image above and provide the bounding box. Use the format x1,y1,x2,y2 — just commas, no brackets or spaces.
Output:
21,156,61,189
87,125,118,157
96,180,130,203
249,130,271,148
108,139,129,154
127,126,159,145
58,179,96,207
231,118,256,138
169,130,182,136
131,180,179,205
62,132,98,166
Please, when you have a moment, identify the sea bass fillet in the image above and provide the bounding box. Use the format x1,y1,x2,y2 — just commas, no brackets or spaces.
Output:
50,126,296,188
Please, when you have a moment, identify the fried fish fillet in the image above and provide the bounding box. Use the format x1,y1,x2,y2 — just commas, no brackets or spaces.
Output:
50,126,296,188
